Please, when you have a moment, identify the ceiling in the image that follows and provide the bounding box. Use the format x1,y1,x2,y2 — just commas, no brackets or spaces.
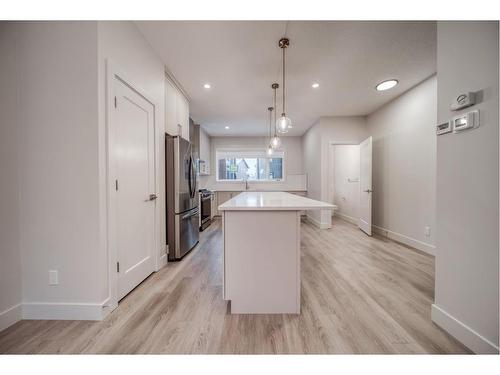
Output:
135,21,436,137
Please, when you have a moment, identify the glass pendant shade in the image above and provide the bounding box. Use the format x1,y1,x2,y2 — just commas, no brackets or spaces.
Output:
267,145,274,155
271,135,281,149
276,115,291,133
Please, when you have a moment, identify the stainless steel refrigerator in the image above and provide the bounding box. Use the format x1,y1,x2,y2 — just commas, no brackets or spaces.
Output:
166,134,199,260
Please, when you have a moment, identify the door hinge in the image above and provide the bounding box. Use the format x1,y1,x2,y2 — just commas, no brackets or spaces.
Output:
116,262,120,273
114,96,117,108
115,179,118,191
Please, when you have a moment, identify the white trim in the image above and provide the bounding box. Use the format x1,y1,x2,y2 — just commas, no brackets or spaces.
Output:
215,148,286,183
158,248,168,271
334,211,358,225
431,304,499,354
22,300,109,321
0,303,22,332
306,214,331,229
105,60,161,311
372,224,436,256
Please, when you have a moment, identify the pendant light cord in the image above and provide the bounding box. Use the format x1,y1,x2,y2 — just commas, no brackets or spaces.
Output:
282,46,285,116
273,86,278,136
268,108,272,139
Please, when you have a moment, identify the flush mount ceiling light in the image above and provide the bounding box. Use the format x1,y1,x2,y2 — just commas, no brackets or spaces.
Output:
276,37,291,134
270,83,281,149
203,83,211,89
312,83,320,89
376,79,398,91
224,126,230,129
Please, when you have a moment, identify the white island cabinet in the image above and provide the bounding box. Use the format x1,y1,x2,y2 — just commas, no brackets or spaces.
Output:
219,191,334,314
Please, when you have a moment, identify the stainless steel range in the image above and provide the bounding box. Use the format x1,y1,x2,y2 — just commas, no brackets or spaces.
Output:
199,188,213,231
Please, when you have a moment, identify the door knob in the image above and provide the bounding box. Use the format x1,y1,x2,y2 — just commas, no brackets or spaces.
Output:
148,194,158,201
364,189,373,193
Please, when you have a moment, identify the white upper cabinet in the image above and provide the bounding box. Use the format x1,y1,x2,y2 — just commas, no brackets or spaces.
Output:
176,93,189,141
165,76,190,141
199,127,211,175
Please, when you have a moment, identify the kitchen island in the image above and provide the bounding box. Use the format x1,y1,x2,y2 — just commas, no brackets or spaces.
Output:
219,191,335,314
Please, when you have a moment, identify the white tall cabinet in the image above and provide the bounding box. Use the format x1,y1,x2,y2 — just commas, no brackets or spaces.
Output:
165,76,190,141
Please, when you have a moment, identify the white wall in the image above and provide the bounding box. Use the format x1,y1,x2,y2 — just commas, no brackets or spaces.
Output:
0,23,23,330
432,21,499,353
332,145,360,224
199,136,306,191
302,116,368,227
14,22,104,317
0,21,167,327
97,21,167,302
366,76,437,254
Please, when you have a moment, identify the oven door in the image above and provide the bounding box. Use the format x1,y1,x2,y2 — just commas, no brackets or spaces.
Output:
200,195,211,230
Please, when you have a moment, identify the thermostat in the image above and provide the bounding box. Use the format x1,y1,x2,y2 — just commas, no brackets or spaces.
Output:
436,121,452,135
450,92,476,111
453,110,479,132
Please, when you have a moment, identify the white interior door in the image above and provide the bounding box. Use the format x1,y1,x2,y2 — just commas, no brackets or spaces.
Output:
359,136,373,235
113,77,156,300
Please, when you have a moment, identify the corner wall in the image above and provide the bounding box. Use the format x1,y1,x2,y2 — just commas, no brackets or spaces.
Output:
0,22,23,330
432,21,499,353
366,76,437,255
14,22,105,320
97,21,168,306
0,21,167,330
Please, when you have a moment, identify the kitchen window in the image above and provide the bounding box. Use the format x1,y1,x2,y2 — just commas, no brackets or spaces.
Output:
216,149,284,181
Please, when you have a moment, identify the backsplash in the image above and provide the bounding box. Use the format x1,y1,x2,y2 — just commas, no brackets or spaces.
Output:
198,173,307,192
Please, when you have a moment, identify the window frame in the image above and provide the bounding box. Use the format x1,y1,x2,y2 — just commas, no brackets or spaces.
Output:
215,148,286,183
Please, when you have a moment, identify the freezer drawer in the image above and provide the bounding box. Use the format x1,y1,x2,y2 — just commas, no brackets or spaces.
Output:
171,206,199,260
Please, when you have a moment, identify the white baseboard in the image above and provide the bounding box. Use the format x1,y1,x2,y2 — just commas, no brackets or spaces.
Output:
431,304,499,354
22,300,107,321
372,225,436,256
334,212,358,225
157,250,168,271
306,214,331,229
0,303,22,332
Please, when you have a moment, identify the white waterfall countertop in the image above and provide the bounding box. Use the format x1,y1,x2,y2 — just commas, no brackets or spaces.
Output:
218,191,336,211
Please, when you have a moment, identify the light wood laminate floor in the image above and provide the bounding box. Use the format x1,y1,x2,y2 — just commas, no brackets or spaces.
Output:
0,218,470,354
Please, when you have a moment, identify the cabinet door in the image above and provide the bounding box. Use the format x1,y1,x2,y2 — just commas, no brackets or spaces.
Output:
176,93,189,141
199,128,211,174
183,97,190,141
165,79,178,136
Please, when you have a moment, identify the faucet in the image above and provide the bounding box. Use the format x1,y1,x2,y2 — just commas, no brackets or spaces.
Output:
244,177,249,190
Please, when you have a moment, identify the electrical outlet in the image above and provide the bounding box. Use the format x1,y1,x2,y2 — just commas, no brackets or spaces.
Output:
49,270,59,285
424,226,431,237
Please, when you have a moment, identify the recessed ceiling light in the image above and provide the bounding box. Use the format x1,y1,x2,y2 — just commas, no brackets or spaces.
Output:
312,83,320,88
203,83,211,89
376,79,398,91
225,126,230,129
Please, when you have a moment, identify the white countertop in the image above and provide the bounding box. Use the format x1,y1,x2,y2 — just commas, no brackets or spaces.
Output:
218,191,336,211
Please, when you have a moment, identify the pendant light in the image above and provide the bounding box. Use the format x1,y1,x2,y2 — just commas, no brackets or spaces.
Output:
270,83,281,149
276,37,291,134
266,106,274,156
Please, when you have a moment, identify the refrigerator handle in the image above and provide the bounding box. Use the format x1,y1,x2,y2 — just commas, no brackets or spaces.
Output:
188,155,193,198
191,156,197,198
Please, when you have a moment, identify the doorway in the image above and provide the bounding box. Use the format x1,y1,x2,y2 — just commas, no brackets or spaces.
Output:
110,75,157,301
329,137,372,235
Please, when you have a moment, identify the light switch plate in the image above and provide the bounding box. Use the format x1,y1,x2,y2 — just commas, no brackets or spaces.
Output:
49,270,59,285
